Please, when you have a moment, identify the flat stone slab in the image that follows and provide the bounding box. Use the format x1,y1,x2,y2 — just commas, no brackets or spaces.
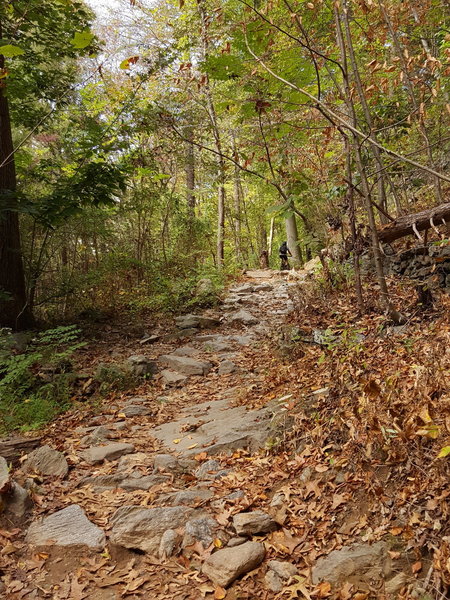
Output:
26,505,105,550
151,398,270,456
159,354,212,376
161,369,188,386
81,443,135,464
227,310,259,326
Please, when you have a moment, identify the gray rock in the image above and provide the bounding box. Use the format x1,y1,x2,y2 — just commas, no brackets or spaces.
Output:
80,474,126,492
183,516,218,548
254,283,273,292
162,328,198,342
218,360,237,375
175,314,220,330
202,541,265,587
159,529,181,558
23,445,68,478
233,511,278,535
162,488,213,506
172,346,197,357
0,456,10,492
117,452,151,472
80,426,111,447
228,309,259,326
203,341,232,353
152,454,196,474
227,490,245,501
121,404,152,417
227,537,247,547
311,542,391,586
109,505,194,553
159,354,212,376
232,335,253,346
229,284,255,294
265,570,283,592
195,459,222,480
26,505,105,550
3,482,32,517
268,560,298,579
81,443,135,465
161,369,188,386
127,355,159,377
112,421,127,431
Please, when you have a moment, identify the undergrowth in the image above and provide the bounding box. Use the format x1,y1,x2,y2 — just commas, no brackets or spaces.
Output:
0,325,84,433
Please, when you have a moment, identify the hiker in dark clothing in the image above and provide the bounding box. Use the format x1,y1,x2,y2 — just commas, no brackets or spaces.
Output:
279,241,292,270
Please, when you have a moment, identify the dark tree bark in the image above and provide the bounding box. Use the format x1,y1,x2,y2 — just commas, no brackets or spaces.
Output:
0,37,34,330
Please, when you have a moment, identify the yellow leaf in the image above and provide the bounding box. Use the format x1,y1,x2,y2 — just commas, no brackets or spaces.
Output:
187,443,198,449
213,538,223,548
118,413,126,418
437,446,450,458
173,439,181,444
419,407,432,423
214,587,227,599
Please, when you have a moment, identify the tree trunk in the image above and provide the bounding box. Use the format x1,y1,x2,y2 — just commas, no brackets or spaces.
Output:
231,133,242,260
185,126,195,220
0,37,34,330
335,4,397,318
197,0,226,267
378,202,450,243
285,210,302,266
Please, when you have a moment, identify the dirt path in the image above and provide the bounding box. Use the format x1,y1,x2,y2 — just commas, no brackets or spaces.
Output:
1,271,308,599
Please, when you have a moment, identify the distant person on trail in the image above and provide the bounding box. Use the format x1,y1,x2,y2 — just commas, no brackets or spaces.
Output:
279,241,292,270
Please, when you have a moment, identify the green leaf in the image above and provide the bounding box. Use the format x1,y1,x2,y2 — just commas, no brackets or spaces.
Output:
0,44,25,57
70,30,94,49
437,446,450,458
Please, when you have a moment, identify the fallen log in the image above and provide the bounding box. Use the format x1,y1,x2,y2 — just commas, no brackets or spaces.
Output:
0,436,42,465
378,202,450,243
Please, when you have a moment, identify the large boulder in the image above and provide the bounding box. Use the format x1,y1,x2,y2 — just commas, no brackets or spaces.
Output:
232,511,278,536
202,541,265,587
311,542,391,587
159,354,212,376
81,442,135,465
109,505,194,553
22,445,68,478
26,505,105,550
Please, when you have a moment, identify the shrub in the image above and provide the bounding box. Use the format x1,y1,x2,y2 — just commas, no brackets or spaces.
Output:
0,325,84,433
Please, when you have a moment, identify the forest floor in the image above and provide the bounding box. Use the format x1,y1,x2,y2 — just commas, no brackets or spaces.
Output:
1,268,449,600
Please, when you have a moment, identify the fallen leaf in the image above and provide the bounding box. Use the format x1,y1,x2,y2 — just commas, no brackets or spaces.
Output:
214,586,227,599
412,561,422,574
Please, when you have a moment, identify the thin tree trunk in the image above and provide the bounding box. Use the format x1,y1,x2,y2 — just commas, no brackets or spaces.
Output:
185,126,195,220
345,140,364,313
197,0,226,266
0,33,34,330
335,4,399,319
231,132,242,260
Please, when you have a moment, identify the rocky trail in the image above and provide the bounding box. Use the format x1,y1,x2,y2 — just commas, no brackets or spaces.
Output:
0,270,441,599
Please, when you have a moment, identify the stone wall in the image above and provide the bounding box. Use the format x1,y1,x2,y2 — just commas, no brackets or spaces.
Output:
384,244,450,287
